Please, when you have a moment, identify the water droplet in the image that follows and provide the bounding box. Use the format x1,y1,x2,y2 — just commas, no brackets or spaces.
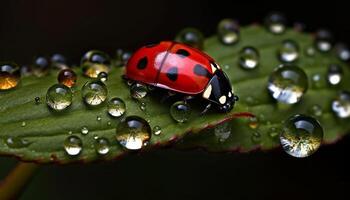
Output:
280,114,323,158
107,97,126,117
115,49,132,67
51,53,68,69
175,28,204,49
81,126,89,135
68,131,73,134
64,135,83,156
264,12,287,34
278,40,299,63
46,84,73,111
335,43,350,61
81,50,111,78
309,104,323,117
20,65,32,77
5,137,30,148
21,121,26,127
251,131,262,144
34,97,41,104
267,64,308,104
96,116,102,121
58,69,77,88
315,29,333,52
332,91,350,118
116,116,151,150
139,102,147,111
268,127,279,138
153,125,162,136
248,117,259,129
95,137,110,155
82,80,108,106
98,72,108,82
239,47,259,70
107,121,112,126
217,18,240,45
327,64,343,85
130,83,148,99
32,56,50,76
214,122,231,142
0,62,20,90
170,101,191,123
305,46,316,57
311,73,325,89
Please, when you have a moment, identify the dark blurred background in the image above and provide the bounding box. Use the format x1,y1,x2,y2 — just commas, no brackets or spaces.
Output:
0,0,349,199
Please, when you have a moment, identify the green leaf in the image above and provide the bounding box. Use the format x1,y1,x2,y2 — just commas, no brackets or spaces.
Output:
0,25,349,163
178,25,350,152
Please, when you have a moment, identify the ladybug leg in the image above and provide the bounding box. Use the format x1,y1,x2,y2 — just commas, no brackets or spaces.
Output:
200,103,212,115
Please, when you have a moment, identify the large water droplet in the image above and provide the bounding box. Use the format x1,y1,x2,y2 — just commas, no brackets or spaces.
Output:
46,84,73,111
5,137,30,148
280,114,323,158
64,135,83,156
335,43,350,61
327,64,343,85
0,62,20,90
264,12,287,34
107,97,126,117
130,83,148,99
217,18,240,45
116,116,151,150
239,47,259,70
332,91,350,118
267,64,308,104
278,40,299,63
153,125,162,136
315,29,333,52
82,80,108,106
58,69,77,88
95,137,110,155
214,122,231,142
175,28,204,49
170,101,191,123
81,50,111,78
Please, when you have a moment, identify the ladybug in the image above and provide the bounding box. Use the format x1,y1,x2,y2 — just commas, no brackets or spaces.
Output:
125,41,238,112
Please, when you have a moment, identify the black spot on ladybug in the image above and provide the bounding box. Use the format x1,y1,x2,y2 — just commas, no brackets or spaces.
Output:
193,64,211,78
166,67,178,81
137,57,148,69
176,49,190,58
145,43,159,48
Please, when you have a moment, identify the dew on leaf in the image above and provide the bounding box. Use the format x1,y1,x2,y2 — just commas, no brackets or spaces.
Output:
46,84,73,111
58,69,77,88
170,101,191,123
82,80,108,106
107,97,126,117
81,50,111,78
217,18,240,45
64,135,83,156
0,62,21,90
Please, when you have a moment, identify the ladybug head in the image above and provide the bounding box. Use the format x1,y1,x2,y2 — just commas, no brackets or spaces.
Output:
202,68,238,112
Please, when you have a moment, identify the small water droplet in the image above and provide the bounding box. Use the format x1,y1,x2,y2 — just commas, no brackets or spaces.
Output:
305,46,316,57
264,12,287,34
68,131,73,135
315,29,333,52
140,102,146,111
267,64,308,104
20,65,32,77
239,47,259,70
308,104,323,117
81,50,111,78
95,137,110,155
64,135,83,156
58,69,77,88
248,117,259,129
21,121,26,127
34,97,41,104
96,116,102,121
130,83,148,99
311,73,325,89
115,49,132,67
278,40,299,63
46,84,73,111
170,101,191,123
217,18,240,45
81,126,89,135
214,122,231,142
335,43,350,61
32,56,50,76
280,114,323,158
251,131,262,144
224,65,230,70
268,127,279,138
153,125,162,136
107,121,112,126
82,80,108,106
175,28,204,49
0,62,21,90
107,97,126,117
116,116,151,150
98,72,108,82
332,91,350,118
327,64,343,85
5,137,30,148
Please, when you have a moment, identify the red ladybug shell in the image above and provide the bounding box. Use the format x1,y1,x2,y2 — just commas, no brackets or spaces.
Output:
126,41,216,95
